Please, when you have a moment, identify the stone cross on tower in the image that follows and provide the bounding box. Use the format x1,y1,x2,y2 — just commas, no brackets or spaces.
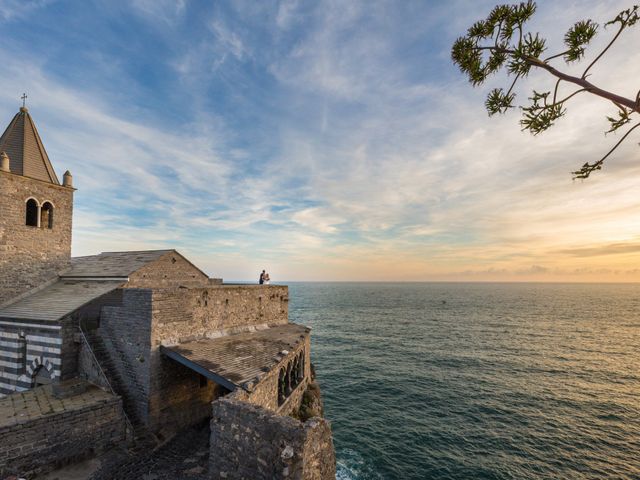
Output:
21,93,27,108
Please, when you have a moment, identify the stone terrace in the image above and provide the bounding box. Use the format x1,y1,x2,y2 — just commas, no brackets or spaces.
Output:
0,384,115,428
161,323,309,391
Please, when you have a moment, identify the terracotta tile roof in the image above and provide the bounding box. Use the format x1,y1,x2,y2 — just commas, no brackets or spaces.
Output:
63,250,175,278
161,323,309,391
0,280,124,322
0,107,59,184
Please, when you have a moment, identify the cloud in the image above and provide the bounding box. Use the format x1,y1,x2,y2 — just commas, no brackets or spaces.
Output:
210,19,251,62
131,0,186,25
0,0,53,21
0,0,638,281
558,241,640,258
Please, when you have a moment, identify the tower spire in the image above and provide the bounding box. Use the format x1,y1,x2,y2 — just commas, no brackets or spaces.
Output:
0,104,59,184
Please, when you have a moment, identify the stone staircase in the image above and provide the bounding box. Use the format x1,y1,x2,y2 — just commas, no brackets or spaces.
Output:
83,329,157,446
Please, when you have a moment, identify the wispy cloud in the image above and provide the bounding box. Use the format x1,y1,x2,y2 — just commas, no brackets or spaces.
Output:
131,0,186,26
0,0,638,281
0,0,53,21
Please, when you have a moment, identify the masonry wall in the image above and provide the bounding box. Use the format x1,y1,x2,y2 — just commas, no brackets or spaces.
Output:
98,289,153,424
151,285,289,346
246,335,311,415
0,322,62,396
145,285,288,436
60,313,81,381
147,354,227,440
0,395,125,478
77,338,111,391
0,171,73,305
209,395,336,480
126,252,210,289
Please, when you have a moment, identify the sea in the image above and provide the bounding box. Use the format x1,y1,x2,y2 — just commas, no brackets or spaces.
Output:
287,282,640,480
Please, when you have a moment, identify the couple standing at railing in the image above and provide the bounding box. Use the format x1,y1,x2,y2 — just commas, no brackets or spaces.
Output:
258,269,270,285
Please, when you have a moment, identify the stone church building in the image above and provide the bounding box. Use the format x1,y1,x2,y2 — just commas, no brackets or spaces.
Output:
0,106,335,479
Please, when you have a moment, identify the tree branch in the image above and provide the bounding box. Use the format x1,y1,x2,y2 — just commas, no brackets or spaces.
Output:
582,23,625,79
526,57,639,112
573,121,640,179
544,50,571,62
470,45,638,112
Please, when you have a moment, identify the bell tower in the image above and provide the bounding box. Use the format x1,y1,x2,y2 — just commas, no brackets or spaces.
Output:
0,104,75,305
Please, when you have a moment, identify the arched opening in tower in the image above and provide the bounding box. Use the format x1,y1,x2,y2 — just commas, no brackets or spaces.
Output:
41,201,54,229
25,198,38,226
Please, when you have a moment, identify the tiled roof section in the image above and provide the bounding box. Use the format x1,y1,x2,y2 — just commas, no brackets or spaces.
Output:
63,250,174,278
162,323,309,390
0,107,59,184
0,280,123,322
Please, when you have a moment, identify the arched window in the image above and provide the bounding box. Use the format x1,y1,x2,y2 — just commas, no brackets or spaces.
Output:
278,367,286,406
25,198,38,226
296,352,304,382
293,355,300,386
40,202,54,229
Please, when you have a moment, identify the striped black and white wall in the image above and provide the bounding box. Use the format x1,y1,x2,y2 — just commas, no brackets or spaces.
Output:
0,322,62,397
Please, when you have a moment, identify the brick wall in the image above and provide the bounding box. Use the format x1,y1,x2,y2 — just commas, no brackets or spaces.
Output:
127,252,210,289
0,171,73,305
209,394,336,480
0,393,125,478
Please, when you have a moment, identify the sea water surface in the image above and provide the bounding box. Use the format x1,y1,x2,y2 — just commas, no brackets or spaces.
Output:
287,282,640,480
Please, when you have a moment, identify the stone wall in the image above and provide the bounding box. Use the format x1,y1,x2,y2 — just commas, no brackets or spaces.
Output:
0,322,63,396
0,171,73,305
66,288,126,385
98,289,153,424
151,285,289,346
145,285,289,436
60,313,80,380
245,335,311,415
127,251,210,289
147,353,227,440
77,336,112,391
0,391,125,478
209,395,336,480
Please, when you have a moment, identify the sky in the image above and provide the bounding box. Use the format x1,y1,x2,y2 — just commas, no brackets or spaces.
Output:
0,0,638,282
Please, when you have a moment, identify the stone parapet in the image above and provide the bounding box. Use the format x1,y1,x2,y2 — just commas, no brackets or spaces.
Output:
0,385,125,478
151,285,289,345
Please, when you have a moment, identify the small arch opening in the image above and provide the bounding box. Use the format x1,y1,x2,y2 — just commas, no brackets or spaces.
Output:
278,367,286,406
32,365,53,387
25,198,38,226
41,201,54,229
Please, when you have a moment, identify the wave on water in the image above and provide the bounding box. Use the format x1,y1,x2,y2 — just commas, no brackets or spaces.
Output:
336,449,383,480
